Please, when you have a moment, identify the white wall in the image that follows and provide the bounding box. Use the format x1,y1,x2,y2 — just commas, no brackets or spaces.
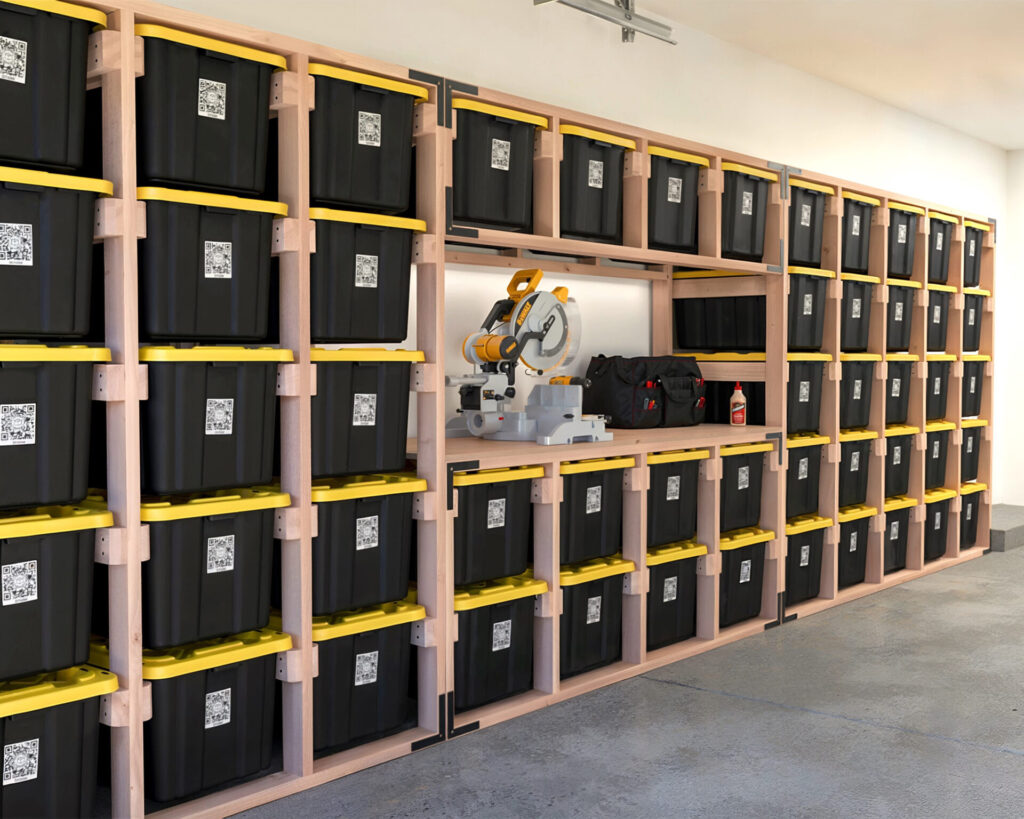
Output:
160,0,1015,501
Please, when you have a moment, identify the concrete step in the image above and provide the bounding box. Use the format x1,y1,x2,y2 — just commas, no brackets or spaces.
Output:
991,504,1024,551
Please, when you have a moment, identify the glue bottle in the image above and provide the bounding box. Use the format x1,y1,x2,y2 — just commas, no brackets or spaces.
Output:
729,382,746,426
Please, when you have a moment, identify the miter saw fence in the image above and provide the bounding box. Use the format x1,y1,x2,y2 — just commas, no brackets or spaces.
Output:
445,269,612,446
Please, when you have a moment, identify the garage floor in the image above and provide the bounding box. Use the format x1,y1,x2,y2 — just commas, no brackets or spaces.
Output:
238,547,1024,818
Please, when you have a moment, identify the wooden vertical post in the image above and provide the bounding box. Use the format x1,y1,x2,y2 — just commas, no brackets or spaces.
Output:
695,450,721,640
532,463,561,694
621,457,648,665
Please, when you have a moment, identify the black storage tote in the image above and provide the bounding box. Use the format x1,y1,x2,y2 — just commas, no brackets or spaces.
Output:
961,486,983,548
926,422,952,490
788,179,831,269
719,528,770,627
962,355,987,417
963,219,990,288
785,516,830,607
885,354,915,425
0,0,106,171
839,431,875,508
0,167,111,338
310,63,426,213
884,425,916,498
310,208,423,343
787,354,826,434
453,574,545,711
720,442,770,532
927,286,951,351
0,344,107,510
837,504,875,588
926,356,951,421
923,488,954,562
841,192,878,274
311,348,421,479
785,434,826,520
0,665,116,819
787,269,830,351
139,346,287,495
92,628,289,803
309,598,422,753
0,504,108,680
136,25,284,195
560,457,629,564
648,147,706,253
887,202,921,279
840,276,875,352
647,449,704,548
884,497,914,574
886,281,918,352
707,298,766,351
138,187,285,341
839,355,877,429
961,421,984,482
559,557,630,678
721,162,776,262
962,291,985,353
646,542,703,650
927,211,956,284
559,125,631,243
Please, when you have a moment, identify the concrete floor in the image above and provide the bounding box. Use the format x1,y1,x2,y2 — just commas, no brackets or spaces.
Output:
238,548,1024,818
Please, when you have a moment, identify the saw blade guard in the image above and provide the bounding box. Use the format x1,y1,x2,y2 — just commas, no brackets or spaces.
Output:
517,295,581,375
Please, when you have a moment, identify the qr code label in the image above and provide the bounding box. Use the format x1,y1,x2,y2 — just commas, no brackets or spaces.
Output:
851,213,861,237
737,465,750,490
891,377,901,398
849,531,858,552
969,238,976,257
354,650,379,686
487,498,506,529
967,437,974,453
798,380,811,403
667,176,682,204
890,520,900,540
205,398,233,435
355,254,379,288
933,304,942,324
0,223,32,267
970,376,976,394
893,445,902,465
586,595,602,624
934,376,942,395
851,298,862,319
798,457,808,480
198,78,226,120
741,190,754,216
2,560,37,606
356,515,379,550
358,111,382,147
0,37,27,85
204,688,231,729
800,202,812,227
352,393,377,426
204,241,232,279
663,575,678,603
665,475,680,502
932,439,940,459
739,559,751,584
897,223,907,244
587,159,604,189
894,301,904,322
967,504,973,521
800,544,810,567
0,404,35,446
853,379,862,401
3,739,38,786
585,485,601,514
490,138,511,171
934,511,942,531
206,535,234,574
968,308,976,326
492,619,512,652
850,451,860,472
935,231,943,251
802,293,814,316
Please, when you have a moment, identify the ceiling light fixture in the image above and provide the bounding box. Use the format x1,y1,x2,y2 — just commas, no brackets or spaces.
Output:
534,0,676,45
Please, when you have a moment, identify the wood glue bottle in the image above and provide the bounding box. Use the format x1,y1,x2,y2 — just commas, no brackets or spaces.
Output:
729,382,746,426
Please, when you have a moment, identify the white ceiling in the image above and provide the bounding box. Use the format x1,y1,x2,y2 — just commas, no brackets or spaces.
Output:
640,0,1024,150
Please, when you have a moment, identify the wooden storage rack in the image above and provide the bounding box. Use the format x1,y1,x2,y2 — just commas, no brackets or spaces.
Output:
71,1,995,815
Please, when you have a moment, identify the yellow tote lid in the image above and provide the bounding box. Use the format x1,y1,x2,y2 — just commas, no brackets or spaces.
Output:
135,24,287,69
721,441,773,456
2,0,106,26
453,466,544,487
646,448,710,465
307,597,426,640
560,555,635,586
886,352,919,362
887,278,922,289
308,207,426,232
963,287,991,297
560,457,635,475
964,219,992,232
927,282,957,293
840,353,881,362
960,481,987,495
453,572,548,611
841,272,881,284
647,540,708,566
673,269,754,280
0,165,112,196
839,429,878,442
451,98,547,127
928,211,959,224
786,514,833,536
926,420,955,433
721,161,778,182
140,488,290,523
312,473,426,503
310,347,425,363
559,124,636,151
138,187,287,216
786,433,830,449
927,353,956,362
310,63,429,102
788,266,836,278
0,666,118,719
0,505,112,539
962,354,991,362
788,352,831,362
838,504,877,523
889,202,925,215
789,178,834,196
884,495,917,512
648,146,710,167
719,526,774,551
139,346,293,363
885,423,920,437
842,191,881,207
925,487,956,504
0,344,110,362
961,418,988,429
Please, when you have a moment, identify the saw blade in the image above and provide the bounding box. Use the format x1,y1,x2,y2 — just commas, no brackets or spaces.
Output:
514,292,570,372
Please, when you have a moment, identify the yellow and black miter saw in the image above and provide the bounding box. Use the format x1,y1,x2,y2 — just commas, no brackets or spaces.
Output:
445,269,612,445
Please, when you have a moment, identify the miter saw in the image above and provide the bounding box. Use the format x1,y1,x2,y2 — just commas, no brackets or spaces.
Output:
445,269,612,445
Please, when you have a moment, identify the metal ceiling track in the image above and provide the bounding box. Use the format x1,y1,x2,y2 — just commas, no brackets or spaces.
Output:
534,0,677,44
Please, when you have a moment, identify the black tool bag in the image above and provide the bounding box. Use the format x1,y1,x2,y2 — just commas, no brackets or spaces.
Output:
583,355,706,429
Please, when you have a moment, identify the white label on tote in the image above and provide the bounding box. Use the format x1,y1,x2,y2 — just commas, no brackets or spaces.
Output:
665,475,680,502
355,254,379,288
3,739,38,786
800,203,812,227
851,298,862,319
800,544,810,567
935,231,944,251
853,379,863,400
587,159,604,189
802,293,814,316
0,403,35,446
970,376,977,394
967,504,973,521
897,224,907,244
890,520,900,540
968,308,976,326
585,485,602,514
354,651,379,686
741,190,754,216
737,465,750,490
486,498,505,529
894,301,904,322
356,515,379,550
934,510,942,531
352,393,377,426
933,376,942,395
798,457,809,480
357,111,381,147
490,138,510,171
893,445,902,465
663,576,678,602
204,688,231,729
586,595,602,624
851,213,861,237
204,241,232,279
667,177,683,204
932,439,941,459
799,380,811,403
851,451,861,472
849,531,858,552
0,37,27,84
0,223,32,266
967,436,974,453
492,619,511,651
891,377,902,398
739,559,752,584
198,78,226,120
2,560,37,606
206,535,235,573
969,238,976,257
205,398,233,435
933,304,942,324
